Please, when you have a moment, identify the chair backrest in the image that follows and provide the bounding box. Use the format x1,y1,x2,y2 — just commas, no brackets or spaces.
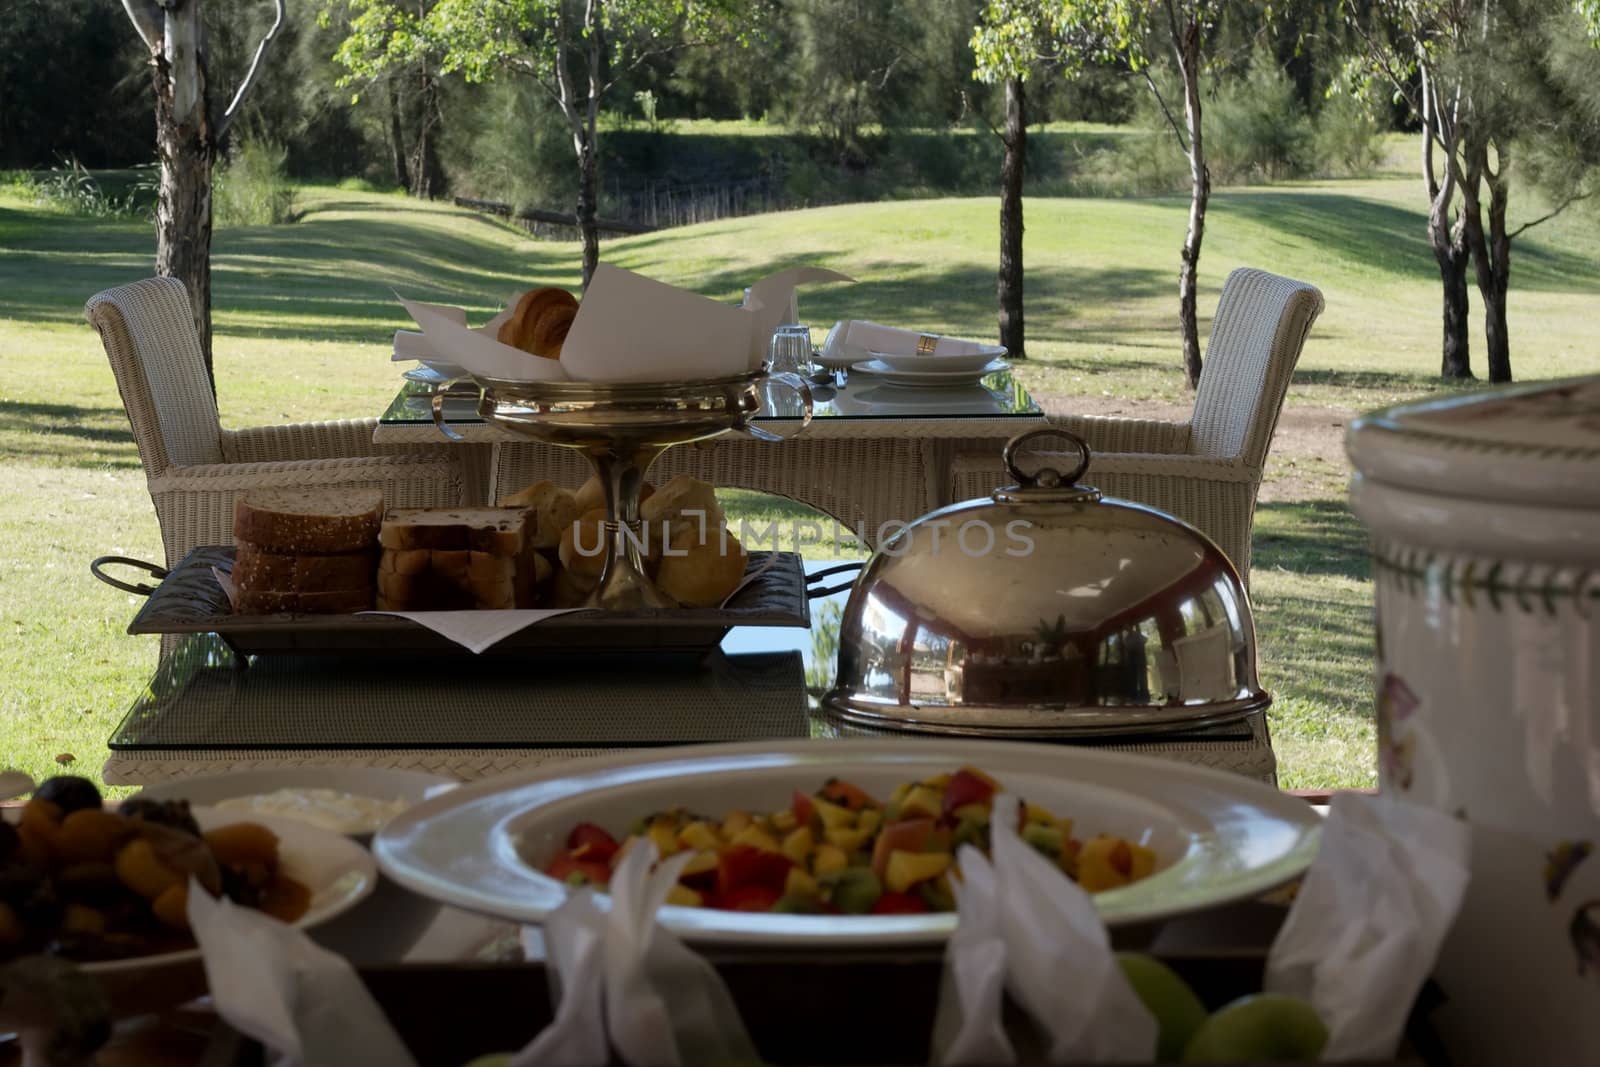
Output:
85,276,223,477
1189,268,1324,465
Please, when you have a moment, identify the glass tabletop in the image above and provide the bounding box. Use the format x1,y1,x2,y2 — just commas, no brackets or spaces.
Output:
379,366,1042,425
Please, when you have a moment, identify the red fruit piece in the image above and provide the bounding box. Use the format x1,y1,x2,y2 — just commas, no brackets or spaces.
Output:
717,885,783,912
870,892,929,915
566,823,620,862
546,849,612,887
792,790,816,827
940,768,997,819
716,845,794,895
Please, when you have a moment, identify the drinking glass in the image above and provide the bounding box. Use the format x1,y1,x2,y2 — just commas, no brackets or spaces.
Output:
767,324,814,376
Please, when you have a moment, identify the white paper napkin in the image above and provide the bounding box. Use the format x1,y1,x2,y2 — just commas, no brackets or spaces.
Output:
391,301,468,363
357,608,589,655
1265,792,1471,1061
931,845,1014,1065
514,842,757,1067
821,320,992,363
400,264,851,384
188,878,419,1067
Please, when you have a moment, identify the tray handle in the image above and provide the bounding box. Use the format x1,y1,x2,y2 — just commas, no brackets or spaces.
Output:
806,561,863,599
90,556,168,597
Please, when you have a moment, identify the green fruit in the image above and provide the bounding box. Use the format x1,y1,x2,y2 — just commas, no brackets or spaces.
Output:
1182,993,1329,1064
1116,953,1208,1062
770,892,824,914
460,1055,514,1067
825,867,883,914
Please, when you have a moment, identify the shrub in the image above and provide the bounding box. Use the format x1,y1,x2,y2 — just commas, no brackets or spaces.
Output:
1207,47,1314,183
22,156,146,217
214,137,296,226
1311,87,1387,176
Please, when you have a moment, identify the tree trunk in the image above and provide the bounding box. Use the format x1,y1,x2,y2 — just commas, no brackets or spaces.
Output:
151,0,215,388
997,76,1026,361
387,81,410,193
1176,35,1208,391
1436,239,1472,380
576,136,599,287
410,69,444,199
1468,144,1513,384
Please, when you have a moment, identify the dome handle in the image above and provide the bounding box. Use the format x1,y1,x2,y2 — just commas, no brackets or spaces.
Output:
1002,428,1092,489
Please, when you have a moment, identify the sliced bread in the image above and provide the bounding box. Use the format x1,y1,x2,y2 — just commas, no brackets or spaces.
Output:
232,545,377,593
234,488,384,554
235,586,375,615
379,508,527,555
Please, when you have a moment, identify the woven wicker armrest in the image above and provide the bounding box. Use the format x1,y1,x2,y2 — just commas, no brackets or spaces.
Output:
221,419,447,463
1048,413,1192,456
147,452,461,495
1085,453,1258,484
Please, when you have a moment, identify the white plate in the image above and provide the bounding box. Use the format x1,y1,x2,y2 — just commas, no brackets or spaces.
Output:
866,345,1007,374
136,767,457,840
402,362,468,385
85,807,379,974
852,358,1010,387
374,739,1321,947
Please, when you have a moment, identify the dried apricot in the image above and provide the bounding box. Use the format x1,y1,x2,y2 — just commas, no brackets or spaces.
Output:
150,884,190,931
114,837,182,900
56,808,135,864
204,822,280,872
61,903,108,936
258,876,310,923
0,900,20,944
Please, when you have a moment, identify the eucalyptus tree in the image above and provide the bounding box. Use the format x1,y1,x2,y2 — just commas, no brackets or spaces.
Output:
331,0,760,285
972,0,1057,362
120,0,287,382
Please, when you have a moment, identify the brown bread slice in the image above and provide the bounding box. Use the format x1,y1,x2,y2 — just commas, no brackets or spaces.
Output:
233,489,383,554
379,508,527,555
235,587,374,615
379,548,431,576
232,544,377,593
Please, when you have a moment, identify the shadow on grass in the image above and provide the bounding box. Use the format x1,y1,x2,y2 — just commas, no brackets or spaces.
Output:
1220,191,1600,292
0,399,140,470
1252,498,1371,581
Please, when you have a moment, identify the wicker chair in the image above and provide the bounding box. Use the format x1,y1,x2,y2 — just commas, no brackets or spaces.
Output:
951,268,1324,581
86,276,465,569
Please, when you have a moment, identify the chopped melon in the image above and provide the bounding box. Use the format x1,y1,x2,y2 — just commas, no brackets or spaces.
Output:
811,796,856,830
770,809,799,833
885,849,951,893
899,785,943,820
665,885,703,907
721,810,754,837
646,821,680,857
824,825,872,852
784,867,819,897
812,843,849,877
781,825,814,866
681,849,719,877
730,824,781,852
676,821,720,851
857,808,882,835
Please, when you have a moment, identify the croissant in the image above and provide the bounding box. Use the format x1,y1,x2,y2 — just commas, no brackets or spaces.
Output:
497,287,579,359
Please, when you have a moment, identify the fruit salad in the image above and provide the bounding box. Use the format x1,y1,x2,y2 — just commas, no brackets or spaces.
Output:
539,766,1158,915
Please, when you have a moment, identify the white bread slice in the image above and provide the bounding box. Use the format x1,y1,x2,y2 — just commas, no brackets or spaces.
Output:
499,480,581,549
233,489,383,554
379,548,431,576
380,508,526,555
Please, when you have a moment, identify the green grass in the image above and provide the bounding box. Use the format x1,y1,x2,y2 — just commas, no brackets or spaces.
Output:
2,157,1597,790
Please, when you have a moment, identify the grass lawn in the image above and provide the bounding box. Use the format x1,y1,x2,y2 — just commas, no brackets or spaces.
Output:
2,161,1596,790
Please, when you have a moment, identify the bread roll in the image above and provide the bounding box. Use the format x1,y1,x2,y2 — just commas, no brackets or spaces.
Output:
574,476,655,518
500,480,580,549
641,474,724,545
496,287,578,359
558,508,610,578
550,566,598,607
654,527,746,608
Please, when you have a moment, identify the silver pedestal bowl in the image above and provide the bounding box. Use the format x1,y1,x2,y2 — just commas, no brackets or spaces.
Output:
433,370,812,610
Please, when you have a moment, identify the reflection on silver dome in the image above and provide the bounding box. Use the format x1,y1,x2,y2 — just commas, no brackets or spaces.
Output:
823,430,1269,737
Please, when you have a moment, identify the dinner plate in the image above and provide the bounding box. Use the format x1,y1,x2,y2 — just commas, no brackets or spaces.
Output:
866,345,1007,374
852,358,1010,387
374,739,1321,947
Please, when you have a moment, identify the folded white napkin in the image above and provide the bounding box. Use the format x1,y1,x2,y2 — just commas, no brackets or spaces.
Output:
357,608,589,655
401,264,851,385
514,842,758,1067
391,301,468,364
822,320,992,363
931,845,1014,1065
188,879,419,1067
1265,792,1471,1061
932,794,1158,1064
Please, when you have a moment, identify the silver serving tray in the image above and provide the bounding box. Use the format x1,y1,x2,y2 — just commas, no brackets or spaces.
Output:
126,546,812,658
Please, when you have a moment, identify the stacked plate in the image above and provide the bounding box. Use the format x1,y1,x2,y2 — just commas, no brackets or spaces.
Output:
853,344,1009,387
